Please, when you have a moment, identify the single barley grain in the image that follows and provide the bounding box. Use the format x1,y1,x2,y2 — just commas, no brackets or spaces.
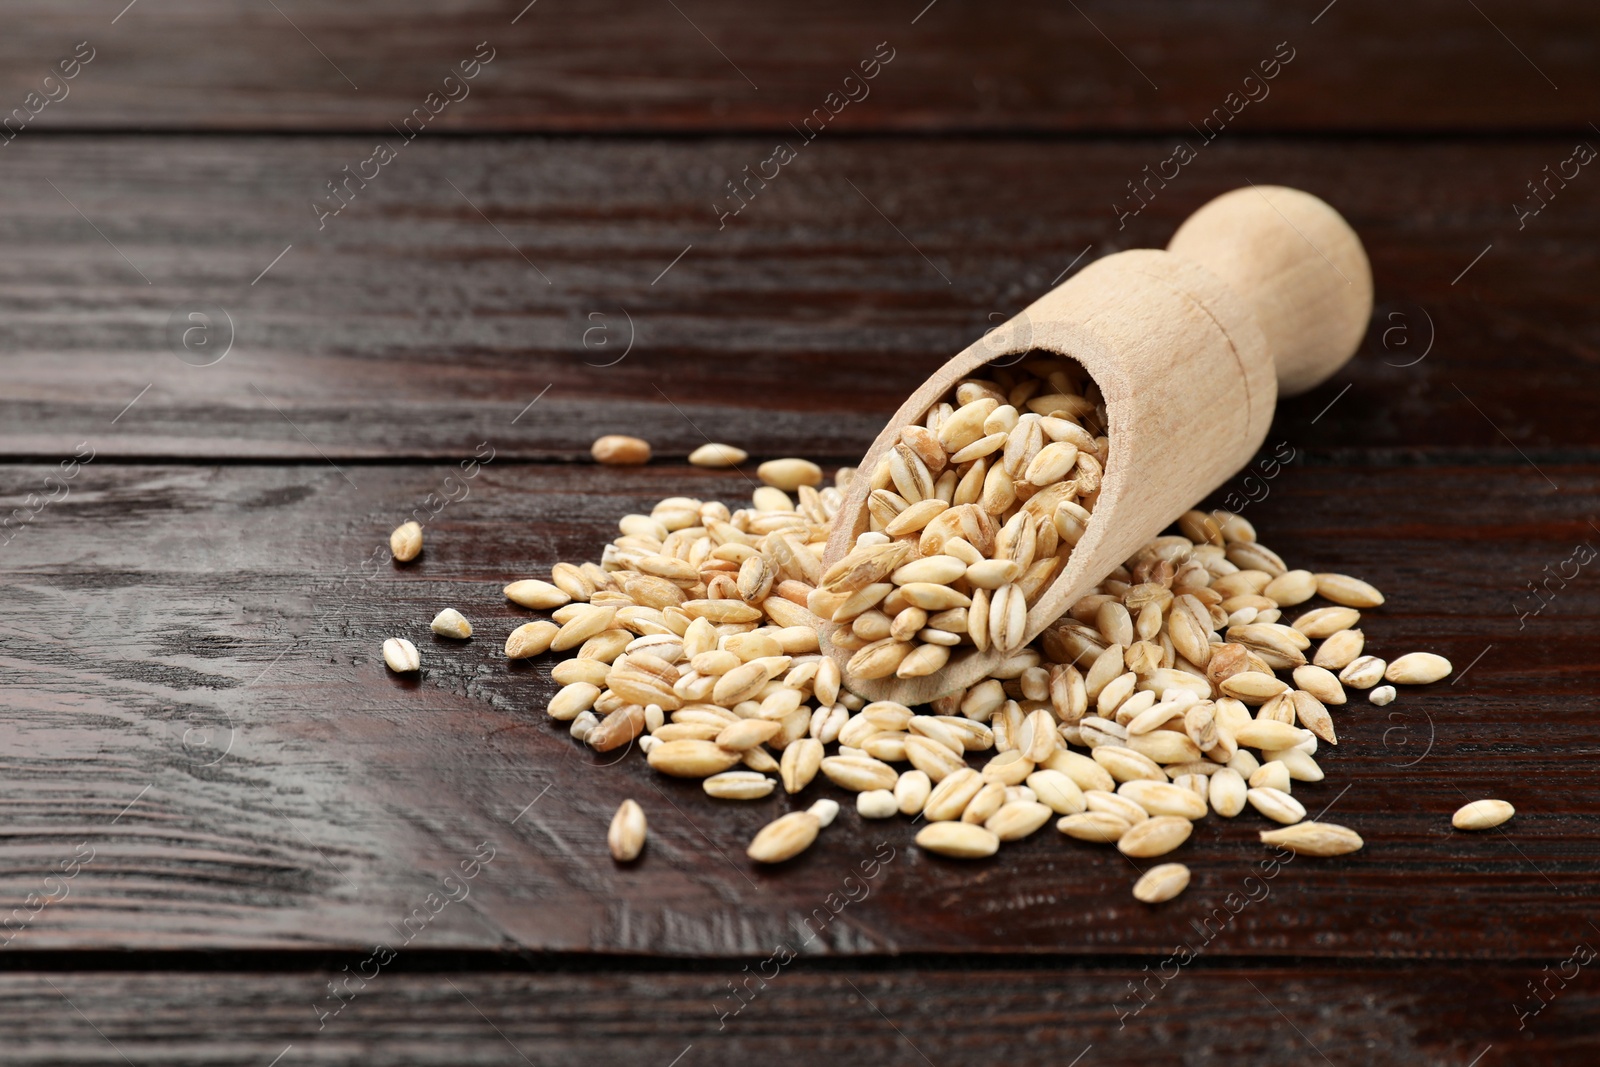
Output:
569,710,600,742
1126,729,1202,765
647,739,742,777
982,749,1038,787
1057,811,1132,842
1292,664,1346,705
716,718,782,751
820,755,899,792
689,443,748,468
780,738,824,794
704,771,777,800
504,579,572,610
1132,862,1191,903
430,608,473,639
1043,750,1116,793
608,799,647,861
1263,569,1318,606
986,800,1053,841
551,659,608,687
1291,606,1361,639
857,789,898,819
589,704,647,751
1249,761,1292,792
382,638,420,673
1228,749,1261,778
1260,821,1363,856
1219,671,1291,704
905,735,966,781
390,521,423,562
1312,628,1364,670
1092,745,1166,784
1117,815,1193,858
744,746,782,773
908,715,967,756
758,458,823,491
1368,685,1397,706
1291,690,1337,745
895,770,932,815
925,768,985,822
748,811,821,863
961,781,1007,825
1385,652,1453,685
1246,786,1306,825
1078,715,1129,750
1452,799,1514,830
808,798,842,828
916,821,1001,858
1085,789,1150,826
592,434,651,465
1209,767,1248,817
1234,719,1312,751
1314,573,1385,608
1339,655,1387,689
1118,780,1206,820
505,621,559,659
1025,769,1087,815
1272,747,1324,783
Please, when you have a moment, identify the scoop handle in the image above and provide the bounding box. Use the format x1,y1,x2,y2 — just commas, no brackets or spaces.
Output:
1167,186,1373,397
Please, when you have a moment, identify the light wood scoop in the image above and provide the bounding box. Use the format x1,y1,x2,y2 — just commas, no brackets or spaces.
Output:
821,185,1373,704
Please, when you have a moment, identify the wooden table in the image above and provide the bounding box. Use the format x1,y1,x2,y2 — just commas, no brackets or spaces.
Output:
3,2,1598,1062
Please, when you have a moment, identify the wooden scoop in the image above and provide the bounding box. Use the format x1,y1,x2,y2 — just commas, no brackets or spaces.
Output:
821,185,1373,705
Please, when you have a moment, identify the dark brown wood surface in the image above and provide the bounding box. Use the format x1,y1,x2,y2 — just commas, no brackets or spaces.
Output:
2,0,1598,132
0,962,1588,1065
3,1,1599,1061
2,137,1596,460
1,460,1596,960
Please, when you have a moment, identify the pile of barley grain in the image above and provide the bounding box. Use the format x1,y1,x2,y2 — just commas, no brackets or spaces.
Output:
387,362,1468,903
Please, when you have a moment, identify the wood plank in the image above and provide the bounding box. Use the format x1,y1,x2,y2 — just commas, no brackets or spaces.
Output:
2,135,1597,461
0,962,1590,1064
2,0,1596,132
1,459,1595,955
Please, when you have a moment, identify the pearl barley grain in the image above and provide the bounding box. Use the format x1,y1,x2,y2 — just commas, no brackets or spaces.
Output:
807,798,842,828
1132,862,1191,903
382,637,420,673
1453,799,1515,831
498,361,1446,891
390,521,422,562
504,580,571,610
858,789,898,819
689,442,749,468
608,799,647,862
591,434,651,465
1259,821,1364,856
430,608,472,639
1385,652,1453,685
505,621,559,659
916,821,1000,858
569,710,599,743
758,458,823,491
748,812,821,863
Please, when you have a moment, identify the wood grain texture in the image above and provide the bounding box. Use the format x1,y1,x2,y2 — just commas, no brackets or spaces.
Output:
2,459,1596,956
1,136,1596,461
0,962,1590,1065
7,0,1599,1048
1,0,1596,132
